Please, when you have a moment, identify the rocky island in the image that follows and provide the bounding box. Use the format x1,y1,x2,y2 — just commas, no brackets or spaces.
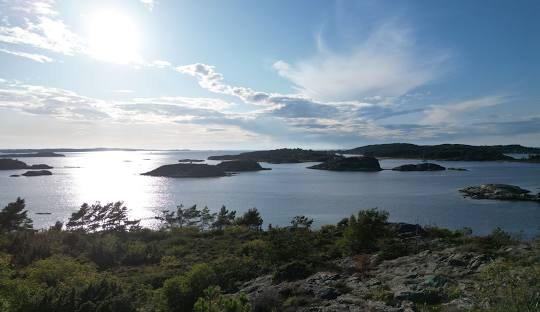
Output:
21,170,53,177
216,160,270,172
141,163,227,178
0,151,65,158
0,158,53,170
209,148,336,163
308,156,382,171
460,184,540,202
392,163,446,171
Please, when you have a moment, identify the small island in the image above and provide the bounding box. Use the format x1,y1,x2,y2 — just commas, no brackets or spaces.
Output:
208,148,336,164
21,170,53,177
460,184,540,202
0,151,65,158
178,159,205,163
141,163,226,178
448,167,469,171
392,163,446,171
0,158,54,170
307,156,382,171
216,160,270,172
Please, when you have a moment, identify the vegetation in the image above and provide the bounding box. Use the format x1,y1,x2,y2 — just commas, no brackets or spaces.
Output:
344,143,530,161
0,199,537,311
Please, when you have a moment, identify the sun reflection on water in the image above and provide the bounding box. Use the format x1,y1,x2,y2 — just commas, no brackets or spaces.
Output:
69,151,168,225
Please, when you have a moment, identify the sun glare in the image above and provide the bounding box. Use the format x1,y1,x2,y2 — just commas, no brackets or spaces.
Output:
87,10,142,65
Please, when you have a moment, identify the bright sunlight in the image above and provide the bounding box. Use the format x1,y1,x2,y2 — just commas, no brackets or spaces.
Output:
87,9,142,65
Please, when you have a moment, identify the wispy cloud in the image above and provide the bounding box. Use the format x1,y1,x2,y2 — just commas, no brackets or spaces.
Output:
139,0,155,11
0,80,110,120
273,22,449,102
0,48,53,63
421,96,506,125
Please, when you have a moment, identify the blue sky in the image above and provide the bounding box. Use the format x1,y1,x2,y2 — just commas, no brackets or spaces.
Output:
0,0,538,149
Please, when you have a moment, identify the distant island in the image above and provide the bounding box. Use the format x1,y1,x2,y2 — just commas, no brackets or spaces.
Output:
343,143,540,161
208,148,335,163
307,156,382,171
21,170,53,177
0,159,53,170
392,163,446,171
178,159,205,163
0,151,65,158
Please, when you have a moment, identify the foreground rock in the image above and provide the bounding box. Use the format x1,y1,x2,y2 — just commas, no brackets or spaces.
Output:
238,235,533,312
0,158,54,170
460,184,540,201
216,160,270,172
209,148,335,163
21,170,53,177
141,163,226,178
238,246,511,312
308,156,382,171
392,163,446,171
0,151,65,157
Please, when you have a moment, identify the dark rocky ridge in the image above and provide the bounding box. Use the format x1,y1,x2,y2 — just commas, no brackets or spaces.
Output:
216,160,270,172
209,148,335,163
308,156,382,171
21,170,53,177
344,143,527,161
460,184,540,202
141,163,227,178
392,163,446,171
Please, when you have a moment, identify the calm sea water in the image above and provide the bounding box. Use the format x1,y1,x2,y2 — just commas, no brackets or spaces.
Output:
1,151,539,236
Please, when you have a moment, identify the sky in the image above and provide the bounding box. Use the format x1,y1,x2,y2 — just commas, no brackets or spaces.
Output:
0,0,538,149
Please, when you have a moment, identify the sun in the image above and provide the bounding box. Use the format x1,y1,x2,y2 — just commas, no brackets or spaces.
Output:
87,10,142,65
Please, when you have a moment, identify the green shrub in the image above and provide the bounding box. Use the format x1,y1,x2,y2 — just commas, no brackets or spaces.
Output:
193,286,251,312
338,208,390,254
161,263,218,312
473,261,540,311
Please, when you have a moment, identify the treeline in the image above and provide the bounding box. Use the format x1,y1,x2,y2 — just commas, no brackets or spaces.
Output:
344,143,539,161
0,198,538,312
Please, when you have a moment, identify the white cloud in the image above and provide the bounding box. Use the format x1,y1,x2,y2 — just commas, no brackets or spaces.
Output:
273,22,449,102
149,59,171,68
421,96,506,125
0,48,53,63
0,16,84,55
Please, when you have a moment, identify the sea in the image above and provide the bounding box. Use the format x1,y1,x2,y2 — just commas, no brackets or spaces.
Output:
1,150,539,237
